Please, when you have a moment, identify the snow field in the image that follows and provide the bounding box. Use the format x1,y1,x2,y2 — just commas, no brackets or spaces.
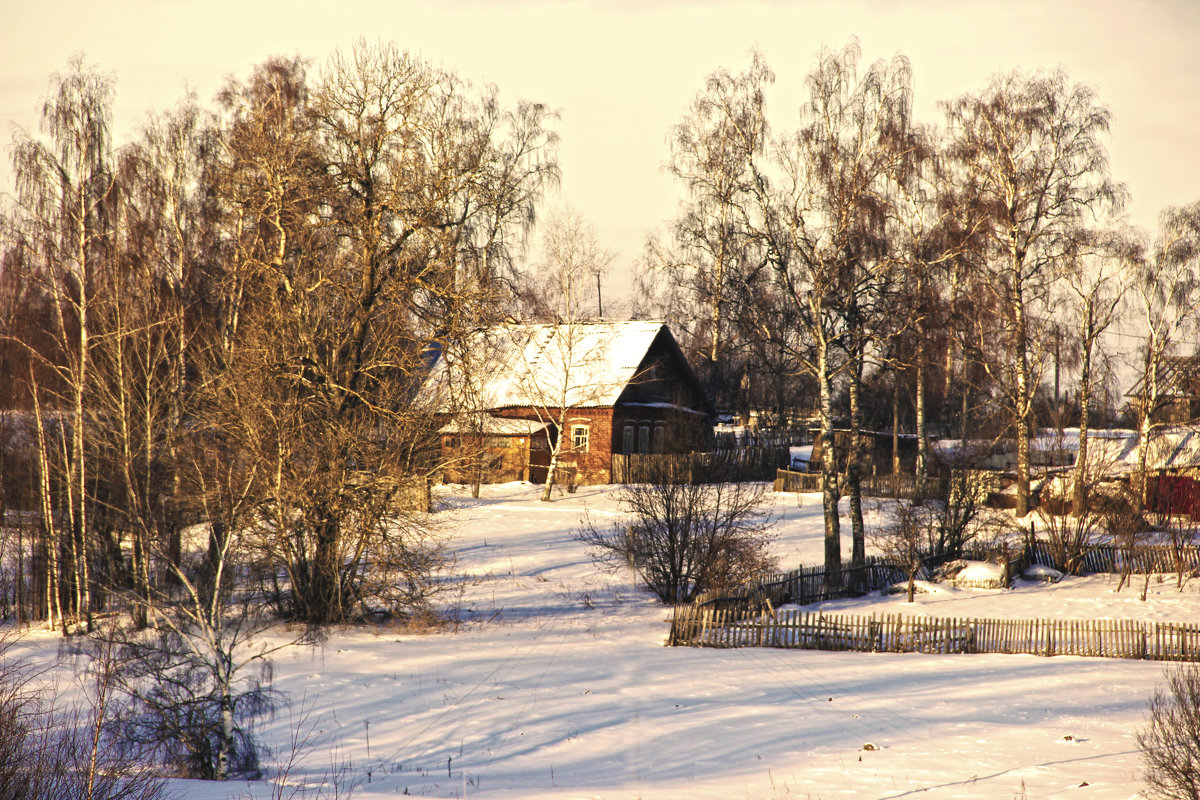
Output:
15,482,1188,798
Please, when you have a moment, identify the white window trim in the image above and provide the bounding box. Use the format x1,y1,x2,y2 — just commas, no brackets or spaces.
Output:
572,424,590,452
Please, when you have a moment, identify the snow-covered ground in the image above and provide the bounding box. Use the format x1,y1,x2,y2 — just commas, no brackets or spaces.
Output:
14,482,1194,799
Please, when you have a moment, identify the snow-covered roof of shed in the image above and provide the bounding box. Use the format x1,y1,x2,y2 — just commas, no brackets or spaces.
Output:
933,428,1200,473
1060,427,1200,473
421,321,668,412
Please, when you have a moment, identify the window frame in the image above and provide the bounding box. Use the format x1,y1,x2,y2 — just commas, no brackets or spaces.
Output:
572,424,590,452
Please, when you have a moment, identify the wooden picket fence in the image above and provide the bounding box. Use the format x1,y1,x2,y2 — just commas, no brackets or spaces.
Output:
668,606,1200,662
859,473,949,501
692,557,928,612
1027,539,1200,575
773,469,991,500
692,541,1023,614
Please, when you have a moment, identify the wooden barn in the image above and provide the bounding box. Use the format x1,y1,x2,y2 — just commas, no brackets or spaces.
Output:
808,428,922,475
422,321,715,486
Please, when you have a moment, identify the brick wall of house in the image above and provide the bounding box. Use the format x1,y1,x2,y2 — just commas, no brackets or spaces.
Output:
566,408,614,484
495,407,616,485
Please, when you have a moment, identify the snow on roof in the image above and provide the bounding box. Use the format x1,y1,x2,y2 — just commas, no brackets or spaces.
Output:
934,428,1200,473
1057,427,1200,473
422,321,666,412
438,417,549,436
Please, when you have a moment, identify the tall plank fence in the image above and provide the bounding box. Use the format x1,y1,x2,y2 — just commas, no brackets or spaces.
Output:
771,468,948,499
669,607,1200,662
613,446,789,484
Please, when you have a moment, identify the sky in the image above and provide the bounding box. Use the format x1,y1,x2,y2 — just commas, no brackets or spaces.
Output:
3,0,1200,305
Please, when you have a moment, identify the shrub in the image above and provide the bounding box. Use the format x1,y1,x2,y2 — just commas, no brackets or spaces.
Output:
1139,664,1200,800
0,635,168,800
579,459,776,603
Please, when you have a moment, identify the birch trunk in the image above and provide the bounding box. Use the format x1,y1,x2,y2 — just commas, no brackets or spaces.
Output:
915,335,928,479
30,376,63,631
847,350,865,573
1073,300,1095,517
1010,245,1033,518
816,336,841,578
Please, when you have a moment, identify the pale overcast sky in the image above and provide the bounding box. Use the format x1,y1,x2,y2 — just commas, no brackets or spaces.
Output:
3,0,1199,302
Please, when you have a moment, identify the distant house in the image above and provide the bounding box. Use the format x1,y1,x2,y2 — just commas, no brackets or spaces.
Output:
1127,355,1200,425
941,427,1200,515
421,321,715,485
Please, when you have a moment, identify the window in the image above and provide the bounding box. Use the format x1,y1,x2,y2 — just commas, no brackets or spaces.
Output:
638,424,650,454
653,424,665,454
622,424,635,454
572,425,590,452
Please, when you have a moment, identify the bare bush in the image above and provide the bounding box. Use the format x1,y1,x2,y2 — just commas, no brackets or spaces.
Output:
99,623,280,781
0,634,168,800
1139,664,1200,800
871,501,928,603
924,469,997,559
1036,499,1108,578
578,461,775,603
1105,485,1152,597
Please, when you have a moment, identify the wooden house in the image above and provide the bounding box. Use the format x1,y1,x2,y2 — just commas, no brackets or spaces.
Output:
422,321,715,485
1127,355,1200,425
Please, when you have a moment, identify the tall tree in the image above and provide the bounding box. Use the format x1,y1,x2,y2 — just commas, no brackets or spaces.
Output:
744,42,915,575
943,69,1124,516
518,208,614,501
885,123,983,480
1061,231,1129,516
85,96,215,625
1130,202,1200,504
11,56,120,631
640,54,772,408
199,46,557,623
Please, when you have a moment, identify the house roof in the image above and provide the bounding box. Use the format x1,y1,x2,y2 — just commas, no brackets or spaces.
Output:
421,320,711,415
936,427,1200,473
438,417,549,436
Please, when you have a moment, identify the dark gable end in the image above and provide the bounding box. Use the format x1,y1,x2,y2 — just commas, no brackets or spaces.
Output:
615,324,716,418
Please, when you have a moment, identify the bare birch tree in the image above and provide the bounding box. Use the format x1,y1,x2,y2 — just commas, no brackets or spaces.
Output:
10,55,120,632
1130,202,1200,505
943,69,1124,516
737,42,915,576
515,208,615,500
639,55,771,408
1060,231,1129,516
